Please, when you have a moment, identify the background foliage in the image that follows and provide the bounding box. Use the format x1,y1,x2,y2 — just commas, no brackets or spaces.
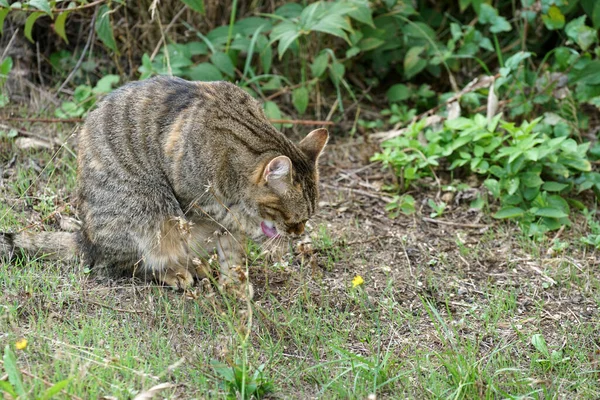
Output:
0,0,599,237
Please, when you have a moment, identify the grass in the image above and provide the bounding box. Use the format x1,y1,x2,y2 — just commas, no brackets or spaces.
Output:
1,135,600,399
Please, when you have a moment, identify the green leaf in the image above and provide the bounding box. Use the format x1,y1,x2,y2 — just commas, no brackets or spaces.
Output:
345,46,360,58
0,94,9,107
565,15,598,51
542,182,568,192
311,52,329,78
0,8,10,36
478,4,512,33
310,14,351,42
593,1,600,29
275,3,303,18
329,61,345,85
3,345,25,396
347,0,374,27
54,11,70,43
93,74,119,93
24,11,44,43
505,51,532,70
270,21,300,59
138,53,154,79
40,379,70,400
0,0,8,7
531,334,549,356
559,154,592,172
459,0,471,12
493,207,525,219
386,84,410,103
263,101,282,129
484,178,500,198
181,0,204,14
404,46,426,79
95,5,118,52
55,101,85,118
534,207,568,219
358,37,385,51
0,56,12,86
0,380,17,396
542,5,565,30
507,177,520,195
29,0,51,16
186,62,223,81
521,172,543,188
571,60,600,85
292,86,309,114
209,52,235,77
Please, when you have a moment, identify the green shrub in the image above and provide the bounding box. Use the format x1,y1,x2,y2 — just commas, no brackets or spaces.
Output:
373,113,599,237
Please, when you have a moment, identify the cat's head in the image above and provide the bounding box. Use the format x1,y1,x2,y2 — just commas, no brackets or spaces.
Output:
253,128,329,239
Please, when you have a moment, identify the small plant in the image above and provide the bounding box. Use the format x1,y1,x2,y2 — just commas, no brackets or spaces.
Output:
211,360,273,400
531,333,571,371
55,75,120,119
0,128,18,140
581,208,600,249
385,194,415,218
427,199,446,218
312,225,342,270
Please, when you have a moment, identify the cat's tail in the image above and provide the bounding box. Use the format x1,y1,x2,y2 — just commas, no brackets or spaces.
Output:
0,231,78,261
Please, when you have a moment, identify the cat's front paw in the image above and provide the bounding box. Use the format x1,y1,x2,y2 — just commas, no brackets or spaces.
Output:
160,267,195,290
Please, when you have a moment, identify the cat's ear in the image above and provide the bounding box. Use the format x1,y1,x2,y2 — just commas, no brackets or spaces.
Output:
299,128,328,162
263,156,292,183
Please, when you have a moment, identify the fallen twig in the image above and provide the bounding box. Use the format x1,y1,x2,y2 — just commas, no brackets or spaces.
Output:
321,183,393,202
270,119,335,126
345,235,395,246
1,28,18,61
0,123,62,145
84,299,145,314
422,217,488,229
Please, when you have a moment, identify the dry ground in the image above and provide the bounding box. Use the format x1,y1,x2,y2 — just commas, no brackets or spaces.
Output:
1,123,599,398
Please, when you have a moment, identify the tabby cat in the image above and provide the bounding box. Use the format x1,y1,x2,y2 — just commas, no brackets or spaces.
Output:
0,76,328,298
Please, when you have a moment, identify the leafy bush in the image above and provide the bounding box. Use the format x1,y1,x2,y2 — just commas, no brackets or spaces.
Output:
374,112,598,236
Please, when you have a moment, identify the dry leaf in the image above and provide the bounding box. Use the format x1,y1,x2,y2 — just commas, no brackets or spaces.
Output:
15,137,54,150
486,79,498,121
133,383,176,400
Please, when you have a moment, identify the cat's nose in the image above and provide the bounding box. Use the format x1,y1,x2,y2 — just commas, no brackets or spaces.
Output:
287,222,305,236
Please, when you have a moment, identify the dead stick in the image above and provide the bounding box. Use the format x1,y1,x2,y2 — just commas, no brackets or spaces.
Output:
270,119,334,126
84,299,145,314
320,183,393,202
422,217,488,229
345,235,395,246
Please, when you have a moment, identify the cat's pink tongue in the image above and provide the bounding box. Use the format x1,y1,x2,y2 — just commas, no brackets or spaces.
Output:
261,221,279,238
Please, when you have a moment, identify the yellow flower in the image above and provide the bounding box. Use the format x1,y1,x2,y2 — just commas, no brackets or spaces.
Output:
352,275,364,287
15,338,27,350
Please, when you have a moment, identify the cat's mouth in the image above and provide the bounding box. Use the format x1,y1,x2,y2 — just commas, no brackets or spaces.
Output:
261,220,280,239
